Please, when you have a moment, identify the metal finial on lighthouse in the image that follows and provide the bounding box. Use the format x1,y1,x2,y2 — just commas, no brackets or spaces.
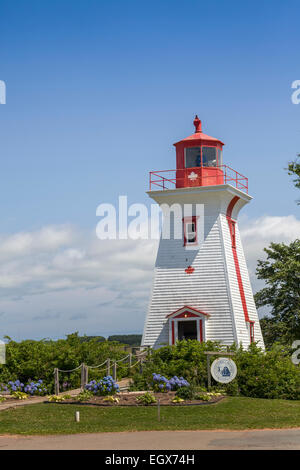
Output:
193,115,202,133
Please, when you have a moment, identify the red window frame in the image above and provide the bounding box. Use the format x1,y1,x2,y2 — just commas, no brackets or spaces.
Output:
183,216,197,246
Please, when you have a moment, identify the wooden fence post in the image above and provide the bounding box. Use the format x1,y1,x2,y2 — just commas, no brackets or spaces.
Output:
157,398,161,422
139,359,143,375
129,353,132,368
207,355,211,391
84,365,88,388
80,363,85,389
54,368,59,395
113,362,117,381
106,358,110,376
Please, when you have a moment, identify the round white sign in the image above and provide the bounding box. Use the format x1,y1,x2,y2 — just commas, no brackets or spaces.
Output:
211,357,237,384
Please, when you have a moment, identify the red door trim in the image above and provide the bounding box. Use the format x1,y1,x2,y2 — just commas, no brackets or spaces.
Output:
172,321,175,345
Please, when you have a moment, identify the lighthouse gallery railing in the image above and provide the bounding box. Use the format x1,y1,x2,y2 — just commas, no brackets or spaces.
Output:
149,165,248,194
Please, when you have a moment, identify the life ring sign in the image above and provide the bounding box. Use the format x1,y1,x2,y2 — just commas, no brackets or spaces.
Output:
211,357,237,384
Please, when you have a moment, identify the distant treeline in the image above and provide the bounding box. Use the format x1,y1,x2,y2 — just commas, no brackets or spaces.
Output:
79,334,142,346
108,335,142,346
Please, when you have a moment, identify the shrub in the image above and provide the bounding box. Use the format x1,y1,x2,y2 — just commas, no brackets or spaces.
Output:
129,373,149,391
85,376,120,396
132,340,227,389
0,384,8,392
7,380,24,393
24,380,48,396
4,379,48,396
133,341,300,400
226,343,300,400
0,333,129,391
175,385,194,400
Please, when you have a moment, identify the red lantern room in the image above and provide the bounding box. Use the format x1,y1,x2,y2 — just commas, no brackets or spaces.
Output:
174,115,224,188
149,116,248,193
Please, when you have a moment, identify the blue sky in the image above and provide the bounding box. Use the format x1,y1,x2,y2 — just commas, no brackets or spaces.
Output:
0,0,299,340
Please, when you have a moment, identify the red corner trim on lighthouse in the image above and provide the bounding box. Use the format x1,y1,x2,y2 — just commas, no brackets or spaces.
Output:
226,196,250,323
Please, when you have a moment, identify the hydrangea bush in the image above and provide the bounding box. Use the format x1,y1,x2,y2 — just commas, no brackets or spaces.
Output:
7,380,24,393
85,376,120,396
1,379,48,396
24,380,48,396
152,373,189,392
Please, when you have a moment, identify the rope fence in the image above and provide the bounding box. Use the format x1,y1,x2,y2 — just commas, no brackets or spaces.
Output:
53,348,151,395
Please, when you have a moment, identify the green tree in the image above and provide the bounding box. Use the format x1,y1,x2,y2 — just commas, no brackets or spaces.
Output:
287,154,300,204
255,240,300,346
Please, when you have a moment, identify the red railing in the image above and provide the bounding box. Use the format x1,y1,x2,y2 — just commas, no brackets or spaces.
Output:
149,165,248,193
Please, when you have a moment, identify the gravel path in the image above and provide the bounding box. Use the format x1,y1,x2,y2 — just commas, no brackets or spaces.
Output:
1,428,300,450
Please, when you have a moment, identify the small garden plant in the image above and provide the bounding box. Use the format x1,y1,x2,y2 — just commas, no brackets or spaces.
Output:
172,396,184,403
76,389,94,402
136,392,157,405
48,394,72,402
103,395,120,404
11,391,28,400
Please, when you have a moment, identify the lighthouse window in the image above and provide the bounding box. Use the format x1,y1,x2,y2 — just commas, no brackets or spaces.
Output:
202,147,217,167
185,147,201,168
249,322,255,343
231,221,236,248
184,220,197,245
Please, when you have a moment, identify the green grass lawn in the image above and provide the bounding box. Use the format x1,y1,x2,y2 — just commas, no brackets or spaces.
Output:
1,397,300,435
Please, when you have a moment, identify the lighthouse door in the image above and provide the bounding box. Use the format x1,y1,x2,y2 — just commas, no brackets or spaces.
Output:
178,320,197,341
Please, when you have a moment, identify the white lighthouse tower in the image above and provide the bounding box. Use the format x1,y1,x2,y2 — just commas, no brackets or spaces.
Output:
142,116,264,350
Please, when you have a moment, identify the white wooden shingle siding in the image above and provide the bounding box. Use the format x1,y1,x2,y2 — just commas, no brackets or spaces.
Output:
142,184,265,350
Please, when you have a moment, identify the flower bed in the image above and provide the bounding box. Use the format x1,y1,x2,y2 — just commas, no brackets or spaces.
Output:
47,391,225,407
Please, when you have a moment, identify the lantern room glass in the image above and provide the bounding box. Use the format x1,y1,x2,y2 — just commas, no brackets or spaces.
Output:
185,147,201,168
185,146,222,169
202,147,217,167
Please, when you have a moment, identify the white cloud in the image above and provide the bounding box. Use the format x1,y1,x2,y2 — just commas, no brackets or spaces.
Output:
0,215,298,340
239,214,300,291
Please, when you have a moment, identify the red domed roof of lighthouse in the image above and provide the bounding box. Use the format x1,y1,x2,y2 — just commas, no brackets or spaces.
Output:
174,115,224,147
